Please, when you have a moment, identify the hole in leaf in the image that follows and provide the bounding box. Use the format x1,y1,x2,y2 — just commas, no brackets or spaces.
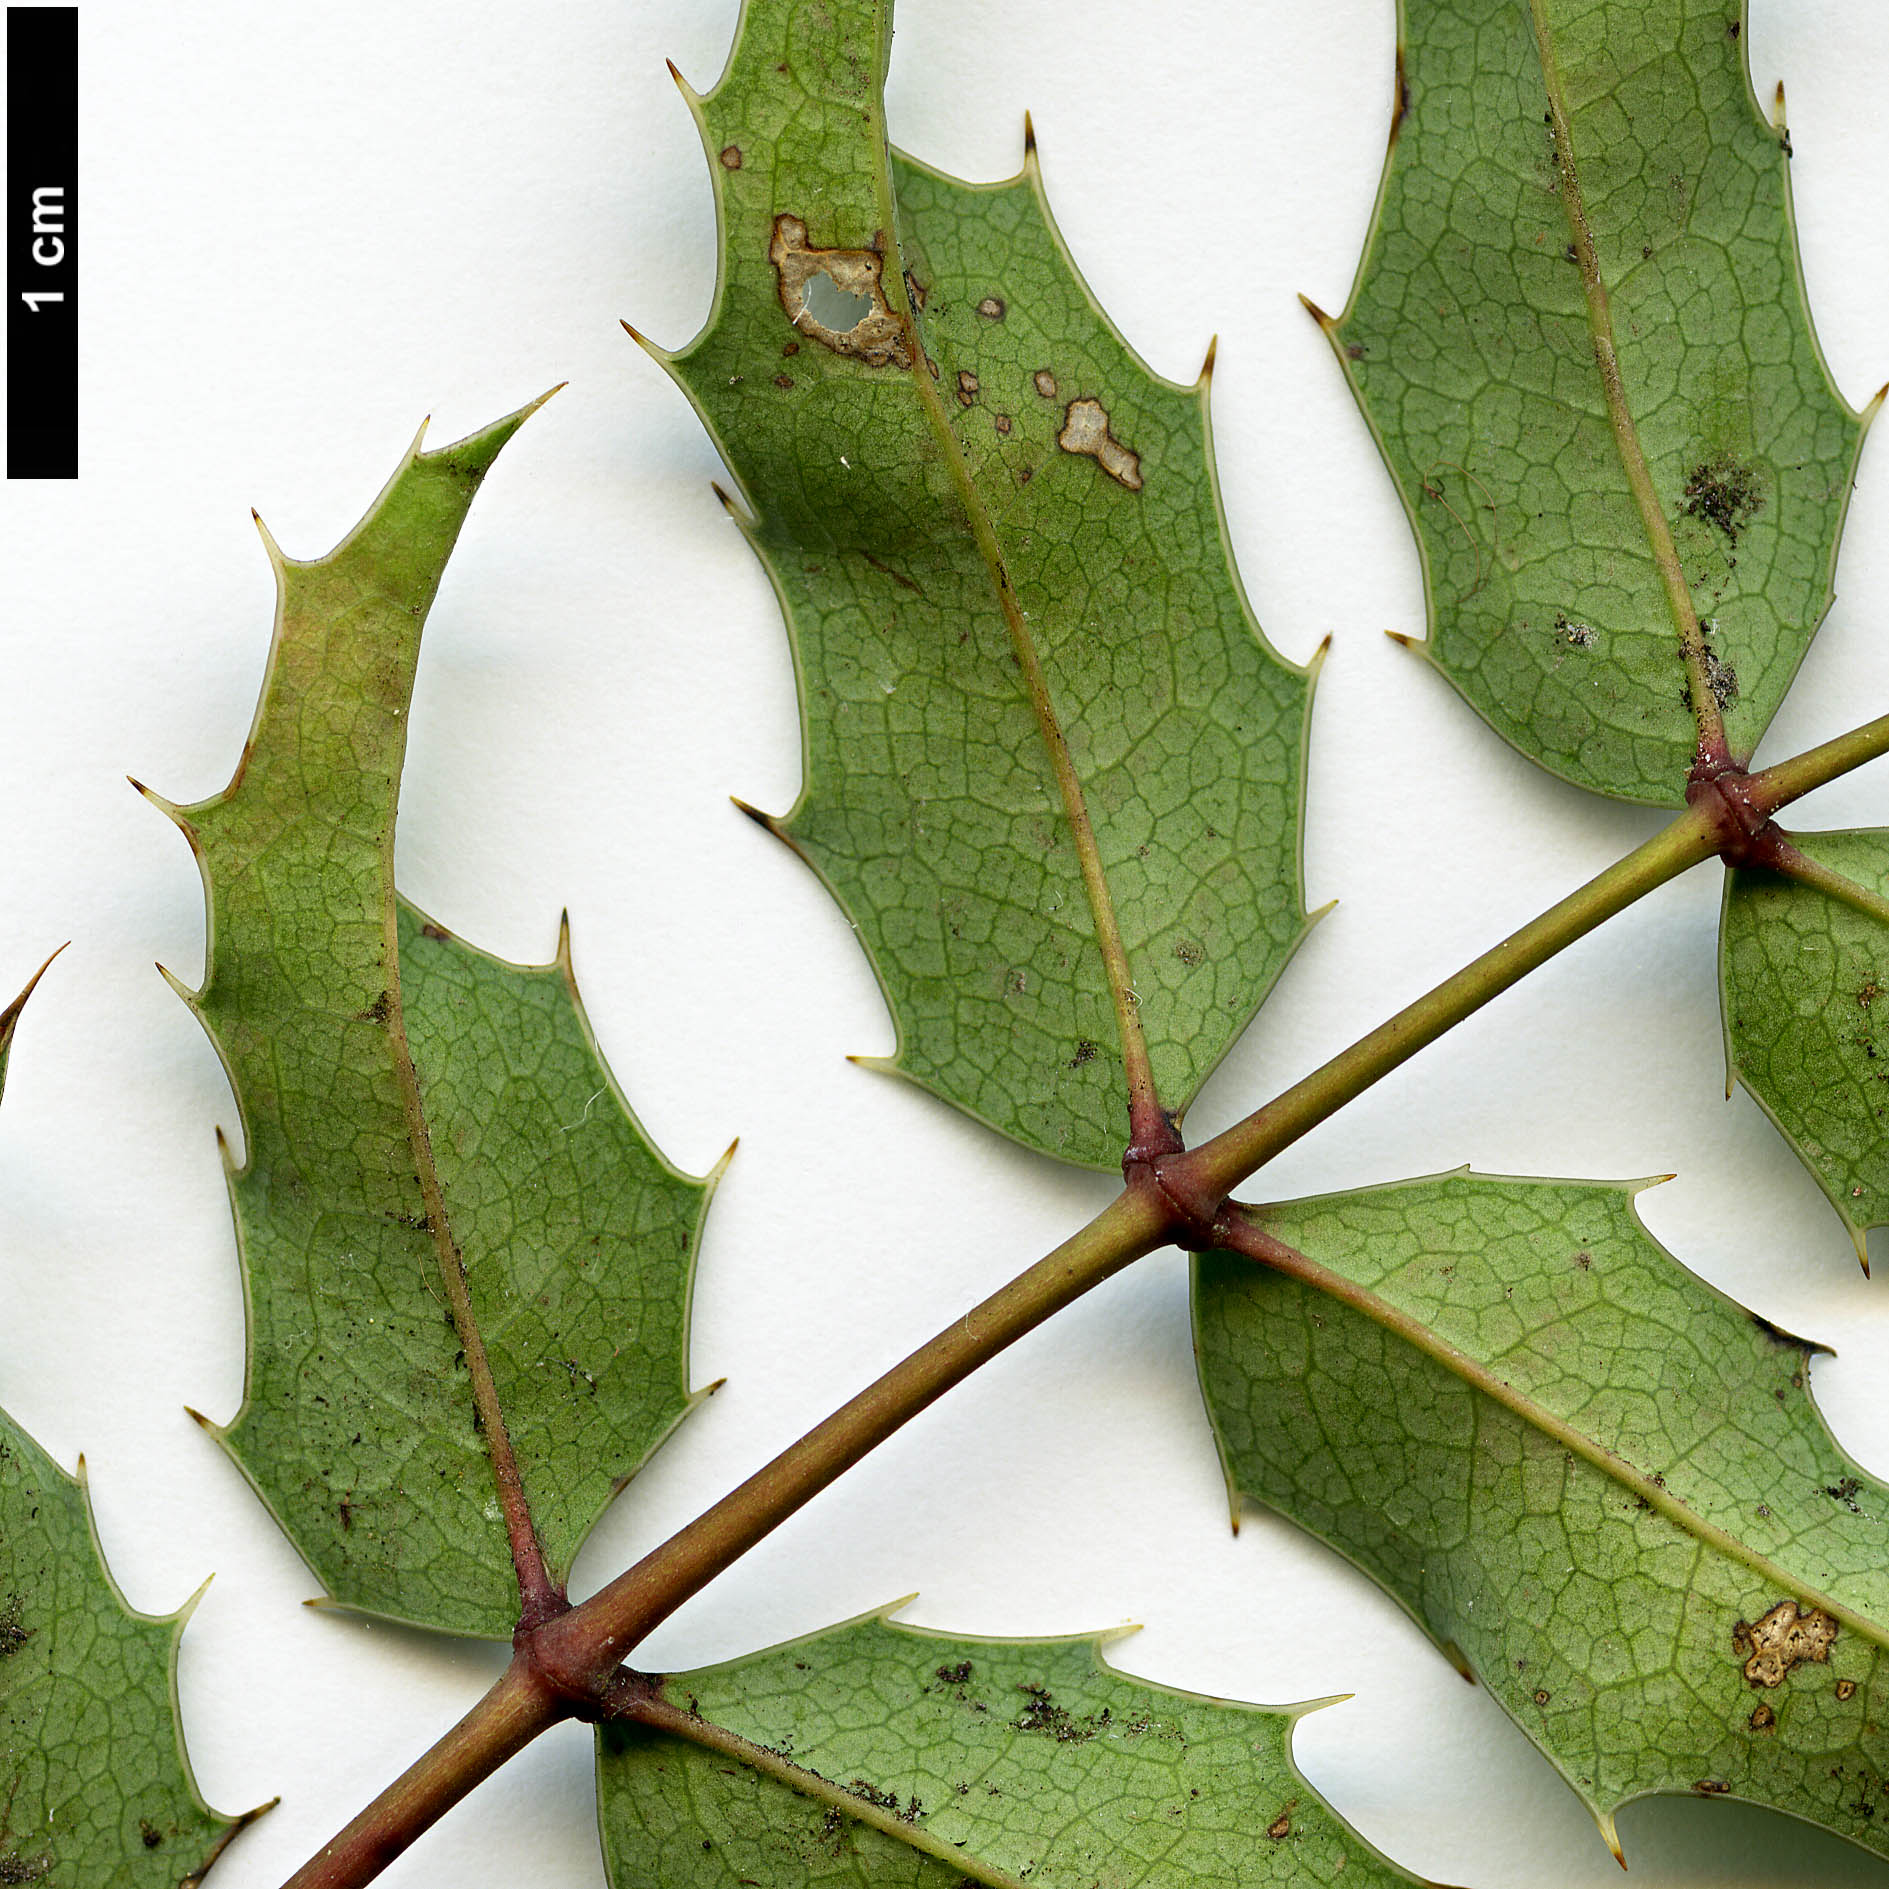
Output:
802,269,872,332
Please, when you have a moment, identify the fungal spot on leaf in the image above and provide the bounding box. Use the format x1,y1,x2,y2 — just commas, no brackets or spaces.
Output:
769,215,912,368
0,1597,29,1658
1533,1688,1551,1706
977,296,1006,320
1733,1599,1839,1687
718,144,743,169
1749,1703,1776,1732
1682,453,1764,543
956,371,980,407
1070,1040,1099,1068
993,413,1012,437
1033,369,1058,400
1552,612,1595,649
1174,939,1205,967
1057,398,1143,491
1838,1678,1860,1701
0,1851,51,1883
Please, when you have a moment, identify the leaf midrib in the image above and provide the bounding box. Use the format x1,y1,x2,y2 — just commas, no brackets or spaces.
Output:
1236,1212,1889,1666
632,1693,1030,1889
861,112,1162,1140
1526,0,1727,768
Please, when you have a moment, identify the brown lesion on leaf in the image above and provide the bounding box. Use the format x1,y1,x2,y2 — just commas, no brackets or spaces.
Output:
956,371,979,407
718,144,743,169
1057,398,1143,491
977,296,1006,320
1033,369,1058,400
769,216,913,369
993,413,1012,437
1749,1702,1776,1731
1733,1599,1838,1687
1681,452,1764,544
1838,1677,1860,1701
1266,1808,1293,1840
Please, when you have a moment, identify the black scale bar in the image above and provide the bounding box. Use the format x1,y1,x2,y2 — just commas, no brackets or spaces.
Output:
7,6,77,479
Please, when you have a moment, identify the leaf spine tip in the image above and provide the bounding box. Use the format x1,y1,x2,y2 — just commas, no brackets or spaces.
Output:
155,962,200,1008
664,56,696,101
711,1135,740,1179
1773,78,1787,127
729,794,776,831
1296,292,1335,332
249,509,285,566
556,907,573,968
1197,334,1218,385
1022,110,1037,159
184,1406,212,1431
1384,629,1416,649
1862,382,1888,429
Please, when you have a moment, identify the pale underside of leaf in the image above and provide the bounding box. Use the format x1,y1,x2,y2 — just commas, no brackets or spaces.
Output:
1722,830,1889,1265
0,1409,263,1885
1194,1168,1889,1862
157,407,715,1637
1327,0,1869,805
595,1609,1436,1887
653,0,1314,1169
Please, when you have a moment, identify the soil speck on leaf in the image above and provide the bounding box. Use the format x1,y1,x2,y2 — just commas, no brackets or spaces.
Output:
1681,453,1764,543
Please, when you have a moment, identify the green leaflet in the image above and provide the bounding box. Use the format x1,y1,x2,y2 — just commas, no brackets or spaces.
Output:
653,0,1313,1169
0,1413,261,1886
0,967,261,1884
153,407,716,1638
1721,831,1889,1267
1326,0,1871,805
595,1610,1434,1887
1194,1170,1889,1863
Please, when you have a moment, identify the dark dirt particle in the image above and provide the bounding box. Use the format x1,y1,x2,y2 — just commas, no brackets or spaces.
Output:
0,1597,30,1658
1070,1040,1099,1068
139,1822,163,1849
1682,453,1764,543
0,1857,51,1885
1174,939,1205,967
1552,611,1595,649
1013,1682,1108,1743
1572,1250,1592,1271
1825,1476,1864,1514
936,1660,974,1686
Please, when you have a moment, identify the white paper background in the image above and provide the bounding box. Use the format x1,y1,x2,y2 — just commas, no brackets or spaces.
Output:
2,2,1888,1882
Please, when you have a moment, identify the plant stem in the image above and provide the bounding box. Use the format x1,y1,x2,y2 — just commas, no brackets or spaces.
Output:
1175,803,1722,1202
281,708,1889,1888
278,1660,562,1889
532,1184,1173,1681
